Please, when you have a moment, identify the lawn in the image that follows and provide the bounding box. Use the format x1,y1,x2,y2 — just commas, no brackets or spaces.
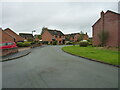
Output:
62,46,119,65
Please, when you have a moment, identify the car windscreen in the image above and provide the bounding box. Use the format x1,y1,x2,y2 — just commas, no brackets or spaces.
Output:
0,43,14,46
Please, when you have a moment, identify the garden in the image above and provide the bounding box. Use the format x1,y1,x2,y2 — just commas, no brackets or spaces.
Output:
62,41,119,66
16,41,41,47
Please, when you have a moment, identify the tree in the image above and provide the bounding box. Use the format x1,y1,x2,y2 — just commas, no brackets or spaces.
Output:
65,35,70,41
78,31,84,41
41,27,48,35
98,30,109,47
80,31,84,34
37,35,41,39
42,27,48,30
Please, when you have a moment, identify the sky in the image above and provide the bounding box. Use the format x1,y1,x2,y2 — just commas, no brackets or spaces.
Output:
0,1,119,37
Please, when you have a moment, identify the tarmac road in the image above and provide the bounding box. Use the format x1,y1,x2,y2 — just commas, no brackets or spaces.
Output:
2,45,118,88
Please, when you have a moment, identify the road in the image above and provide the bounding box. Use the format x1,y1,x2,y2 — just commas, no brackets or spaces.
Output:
2,45,118,88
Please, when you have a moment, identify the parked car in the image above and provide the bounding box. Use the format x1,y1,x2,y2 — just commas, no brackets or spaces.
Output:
0,42,17,49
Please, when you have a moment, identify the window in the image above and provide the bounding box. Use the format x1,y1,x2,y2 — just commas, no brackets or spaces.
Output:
59,41,61,44
2,43,8,46
59,35,61,38
55,35,57,38
7,43,14,45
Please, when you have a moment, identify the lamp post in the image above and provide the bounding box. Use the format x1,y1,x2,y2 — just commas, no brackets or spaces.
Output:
32,30,36,42
32,30,36,36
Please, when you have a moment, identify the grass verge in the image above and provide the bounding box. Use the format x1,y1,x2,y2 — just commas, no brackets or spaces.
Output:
62,46,119,65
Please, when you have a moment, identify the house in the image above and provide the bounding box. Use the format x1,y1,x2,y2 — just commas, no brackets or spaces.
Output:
0,28,14,43
41,28,65,44
19,33,33,41
34,34,41,41
92,10,120,47
65,32,89,42
0,28,23,43
4,28,24,42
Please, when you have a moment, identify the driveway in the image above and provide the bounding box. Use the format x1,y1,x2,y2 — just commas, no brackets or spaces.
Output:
2,45,118,88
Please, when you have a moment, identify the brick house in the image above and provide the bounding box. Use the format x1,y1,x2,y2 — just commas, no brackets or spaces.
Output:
92,10,120,47
0,28,23,43
0,28,14,43
65,33,89,42
4,28,24,42
19,33,33,41
41,28,65,44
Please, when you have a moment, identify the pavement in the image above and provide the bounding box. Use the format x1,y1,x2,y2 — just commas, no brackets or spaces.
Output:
1,49,31,62
2,45,119,88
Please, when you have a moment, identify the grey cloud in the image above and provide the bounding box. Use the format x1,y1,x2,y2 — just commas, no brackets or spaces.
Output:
1,2,118,37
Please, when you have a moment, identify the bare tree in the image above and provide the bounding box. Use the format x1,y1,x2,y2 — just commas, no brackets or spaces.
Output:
98,30,109,46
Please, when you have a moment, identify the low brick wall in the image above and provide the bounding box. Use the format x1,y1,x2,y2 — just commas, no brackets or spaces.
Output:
0,47,18,56
31,43,42,48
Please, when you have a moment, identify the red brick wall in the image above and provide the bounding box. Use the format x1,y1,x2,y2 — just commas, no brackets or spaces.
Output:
118,14,120,47
0,47,18,56
41,30,53,42
92,19,103,46
0,29,14,43
92,11,120,47
104,12,119,47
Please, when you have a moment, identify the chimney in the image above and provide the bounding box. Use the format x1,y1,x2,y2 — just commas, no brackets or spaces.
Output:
101,11,104,18
101,11,104,30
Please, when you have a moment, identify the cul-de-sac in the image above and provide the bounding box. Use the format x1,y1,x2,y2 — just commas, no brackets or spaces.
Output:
0,1,119,88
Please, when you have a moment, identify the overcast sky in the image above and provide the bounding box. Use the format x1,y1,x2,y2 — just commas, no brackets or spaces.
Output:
1,2,119,37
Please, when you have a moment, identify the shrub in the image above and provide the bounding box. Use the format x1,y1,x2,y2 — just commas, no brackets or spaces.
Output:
53,41,57,45
42,41,48,44
23,42,31,47
17,42,24,47
66,41,73,45
17,42,31,47
79,41,88,47
27,38,33,42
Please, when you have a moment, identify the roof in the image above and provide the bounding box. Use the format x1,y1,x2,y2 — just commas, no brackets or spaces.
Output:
19,33,33,35
70,33,80,37
19,33,33,38
65,33,85,38
48,30,64,36
92,10,120,27
41,28,64,36
4,28,24,41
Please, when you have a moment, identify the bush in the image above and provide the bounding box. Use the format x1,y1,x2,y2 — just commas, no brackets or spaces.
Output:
17,42,31,47
23,42,31,47
66,41,73,45
42,41,48,44
53,41,57,45
79,41,88,47
27,38,33,42
17,42,24,47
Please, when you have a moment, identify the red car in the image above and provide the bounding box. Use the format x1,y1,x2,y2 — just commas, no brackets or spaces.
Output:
0,42,17,49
